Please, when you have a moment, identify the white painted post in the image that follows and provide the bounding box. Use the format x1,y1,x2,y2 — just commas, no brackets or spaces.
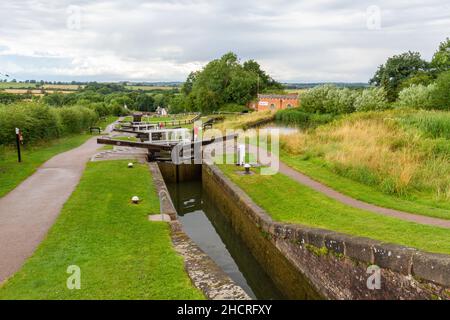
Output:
238,144,246,166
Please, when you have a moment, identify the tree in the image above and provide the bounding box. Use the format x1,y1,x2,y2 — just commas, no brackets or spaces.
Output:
370,51,429,101
398,71,434,91
133,93,154,112
181,71,198,96
180,52,281,113
430,71,450,110
431,38,450,72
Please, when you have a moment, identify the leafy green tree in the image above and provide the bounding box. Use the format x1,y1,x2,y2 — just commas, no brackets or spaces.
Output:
179,52,281,113
243,59,282,93
430,71,450,110
398,71,434,91
370,51,429,101
431,38,450,72
134,93,155,112
181,71,198,95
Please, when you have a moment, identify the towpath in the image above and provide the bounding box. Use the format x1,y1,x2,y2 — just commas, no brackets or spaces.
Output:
0,120,118,283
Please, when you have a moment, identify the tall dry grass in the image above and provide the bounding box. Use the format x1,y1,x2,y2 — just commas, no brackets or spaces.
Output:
281,112,450,199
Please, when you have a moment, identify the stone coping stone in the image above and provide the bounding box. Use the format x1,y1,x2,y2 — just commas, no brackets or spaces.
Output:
148,214,171,222
412,252,450,287
372,243,416,275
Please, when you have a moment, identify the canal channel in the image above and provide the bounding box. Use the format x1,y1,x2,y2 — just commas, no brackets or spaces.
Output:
166,179,286,299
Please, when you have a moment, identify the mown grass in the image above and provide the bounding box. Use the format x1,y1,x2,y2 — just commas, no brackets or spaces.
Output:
0,160,203,299
218,164,450,255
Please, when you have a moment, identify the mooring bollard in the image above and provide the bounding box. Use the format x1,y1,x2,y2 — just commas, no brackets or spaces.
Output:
131,196,140,204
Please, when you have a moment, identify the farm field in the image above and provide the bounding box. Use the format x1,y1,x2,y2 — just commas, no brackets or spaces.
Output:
2,88,74,95
125,85,179,91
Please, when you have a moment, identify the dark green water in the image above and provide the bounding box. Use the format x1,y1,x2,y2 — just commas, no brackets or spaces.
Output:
166,180,286,300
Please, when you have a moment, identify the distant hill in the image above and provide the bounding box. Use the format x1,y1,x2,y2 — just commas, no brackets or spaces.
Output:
125,81,182,87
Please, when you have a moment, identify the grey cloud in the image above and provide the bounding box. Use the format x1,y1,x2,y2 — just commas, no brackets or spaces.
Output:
0,0,449,82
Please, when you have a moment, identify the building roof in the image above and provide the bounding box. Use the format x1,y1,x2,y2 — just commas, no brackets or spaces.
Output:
257,93,298,99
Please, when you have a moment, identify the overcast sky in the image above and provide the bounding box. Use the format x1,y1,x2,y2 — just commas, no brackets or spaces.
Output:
0,0,449,83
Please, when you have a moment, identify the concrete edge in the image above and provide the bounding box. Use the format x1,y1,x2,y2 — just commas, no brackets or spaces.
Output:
148,162,251,300
204,163,450,288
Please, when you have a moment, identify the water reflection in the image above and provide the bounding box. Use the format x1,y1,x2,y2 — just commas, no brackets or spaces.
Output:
167,180,286,300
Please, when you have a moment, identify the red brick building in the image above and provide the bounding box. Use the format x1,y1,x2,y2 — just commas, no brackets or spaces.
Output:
249,93,299,111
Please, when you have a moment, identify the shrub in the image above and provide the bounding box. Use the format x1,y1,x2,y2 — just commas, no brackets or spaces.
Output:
301,85,359,114
219,103,249,113
397,84,435,110
301,85,334,114
354,87,389,111
324,88,359,114
0,103,98,146
56,106,98,135
0,103,61,145
275,109,335,127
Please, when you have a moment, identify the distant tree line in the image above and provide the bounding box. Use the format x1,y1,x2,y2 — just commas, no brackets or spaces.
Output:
170,52,283,113
291,37,450,116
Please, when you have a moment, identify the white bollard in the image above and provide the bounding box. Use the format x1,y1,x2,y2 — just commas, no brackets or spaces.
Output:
238,144,246,166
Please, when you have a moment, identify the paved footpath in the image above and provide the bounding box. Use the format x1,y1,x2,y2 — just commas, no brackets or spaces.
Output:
0,121,118,283
246,145,450,229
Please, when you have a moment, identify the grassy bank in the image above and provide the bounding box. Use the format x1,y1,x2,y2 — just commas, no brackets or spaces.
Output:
218,164,450,255
0,134,93,198
0,117,117,198
275,109,336,128
216,111,275,130
280,152,450,220
0,160,203,299
279,110,450,217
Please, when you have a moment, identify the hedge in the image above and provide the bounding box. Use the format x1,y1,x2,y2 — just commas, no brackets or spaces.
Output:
0,103,98,146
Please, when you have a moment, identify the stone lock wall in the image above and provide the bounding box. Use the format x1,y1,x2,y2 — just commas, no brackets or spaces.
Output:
202,164,450,300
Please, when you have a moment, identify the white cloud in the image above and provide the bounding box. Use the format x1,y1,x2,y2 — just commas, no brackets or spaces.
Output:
0,0,449,82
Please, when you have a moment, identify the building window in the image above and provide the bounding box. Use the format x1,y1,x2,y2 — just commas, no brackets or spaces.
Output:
270,104,275,110
287,104,292,108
